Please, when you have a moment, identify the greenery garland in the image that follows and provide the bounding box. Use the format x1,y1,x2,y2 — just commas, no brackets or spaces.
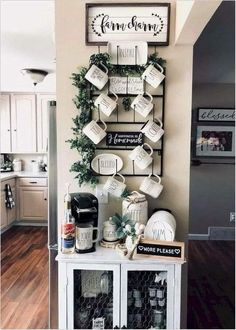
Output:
68,52,166,188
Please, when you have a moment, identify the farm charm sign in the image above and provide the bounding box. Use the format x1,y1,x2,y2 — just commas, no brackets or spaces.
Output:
86,3,170,45
106,132,144,146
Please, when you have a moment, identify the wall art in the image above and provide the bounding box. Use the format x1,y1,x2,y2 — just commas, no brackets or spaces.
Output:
195,125,235,158
198,108,235,122
106,132,144,146
86,3,170,45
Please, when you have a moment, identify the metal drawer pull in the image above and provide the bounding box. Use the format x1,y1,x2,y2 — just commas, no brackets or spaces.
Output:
29,181,38,184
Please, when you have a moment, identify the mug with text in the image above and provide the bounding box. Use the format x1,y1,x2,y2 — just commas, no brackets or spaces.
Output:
76,224,99,251
139,174,163,199
94,92,118,117
85,63,108,90
142,64,165,89
131,92,153,117
141,118,164,142
82,119,107,144
104,173,126,197
129,143,153,170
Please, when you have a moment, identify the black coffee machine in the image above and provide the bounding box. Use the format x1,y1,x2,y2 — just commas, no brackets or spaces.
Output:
70,193,98,253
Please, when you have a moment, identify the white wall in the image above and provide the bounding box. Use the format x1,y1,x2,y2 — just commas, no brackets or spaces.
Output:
55,0,197,326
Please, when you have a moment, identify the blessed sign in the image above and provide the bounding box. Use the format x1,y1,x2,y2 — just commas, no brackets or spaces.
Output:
109,76,143,95
86,3,170,45
198,108,235,122
106,132,144,146
135,239,185,261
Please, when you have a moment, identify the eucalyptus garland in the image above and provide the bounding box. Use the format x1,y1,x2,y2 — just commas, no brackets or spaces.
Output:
68,51,166,188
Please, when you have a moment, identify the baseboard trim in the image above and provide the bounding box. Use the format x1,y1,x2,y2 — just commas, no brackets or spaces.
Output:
188,234,209,240
15,221,48,227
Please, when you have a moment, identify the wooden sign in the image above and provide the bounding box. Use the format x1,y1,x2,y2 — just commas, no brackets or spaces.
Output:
86,3,170,45
106,132,144,146
109,76,143,95
198,108,235,122
135,238,185,261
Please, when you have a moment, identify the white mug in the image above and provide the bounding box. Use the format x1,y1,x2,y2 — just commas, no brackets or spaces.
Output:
141,118,164,142
131,92,153,117
129,143,153,170
82,119,107,144
76,224,99,251
142,64,165,89
94,92,118,117
139,174,163,198
85,63,108,90
104,173,126,197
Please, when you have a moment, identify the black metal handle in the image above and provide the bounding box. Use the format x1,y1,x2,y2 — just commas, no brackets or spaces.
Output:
113,326,119,329
121,326,127,329
29,181,37,184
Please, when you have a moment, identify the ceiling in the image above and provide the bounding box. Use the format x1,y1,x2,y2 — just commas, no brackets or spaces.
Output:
0,0,55,92
193,0,235,84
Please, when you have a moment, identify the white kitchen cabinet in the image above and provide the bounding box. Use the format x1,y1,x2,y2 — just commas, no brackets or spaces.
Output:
1,178,16,229
57,248,184,330
18,178,48,221
11,94,37,152
37,94,55,153
0,94,11,153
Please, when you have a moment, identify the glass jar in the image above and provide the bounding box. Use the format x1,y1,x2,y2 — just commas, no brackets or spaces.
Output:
153,308,164,328
122,191,148,225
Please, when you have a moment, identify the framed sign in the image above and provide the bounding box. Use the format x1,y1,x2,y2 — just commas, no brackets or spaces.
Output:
198,108,235,122
86,3,170,45
109,76,143,95
195,125,235,158
134,238,185,261
106,132,144,146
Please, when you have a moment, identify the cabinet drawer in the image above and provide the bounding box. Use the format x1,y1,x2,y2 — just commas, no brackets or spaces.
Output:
18,177,47,187
1,178,16,191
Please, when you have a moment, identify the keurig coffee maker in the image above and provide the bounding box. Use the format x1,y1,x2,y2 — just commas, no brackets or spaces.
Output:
71,193,98,253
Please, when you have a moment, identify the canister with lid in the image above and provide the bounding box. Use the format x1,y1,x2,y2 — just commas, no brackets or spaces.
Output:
122,191,148,225
13,158,22,172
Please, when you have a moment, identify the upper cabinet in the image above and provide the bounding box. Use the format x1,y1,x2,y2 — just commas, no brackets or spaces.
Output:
0,94,11,153
0,93,55,154
11,94,37,153
37,94,55,153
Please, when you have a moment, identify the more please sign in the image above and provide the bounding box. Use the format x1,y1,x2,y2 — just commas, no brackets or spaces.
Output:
135,238,185,261
86,3,170,45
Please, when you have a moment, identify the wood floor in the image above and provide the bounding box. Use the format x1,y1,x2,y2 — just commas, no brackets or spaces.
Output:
187,240,235,329
1,226,235,329
1,226,49,329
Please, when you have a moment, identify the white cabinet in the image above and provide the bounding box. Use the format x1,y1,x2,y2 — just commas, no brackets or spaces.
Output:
11,94,37,152
37,94,55,153
0,93,55,153
57,248,183,330
18,177,48,221
0,94,11,153
1,178,16,229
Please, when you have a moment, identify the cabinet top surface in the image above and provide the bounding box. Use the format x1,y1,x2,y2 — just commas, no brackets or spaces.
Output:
1,171,48,181
56,246,185,265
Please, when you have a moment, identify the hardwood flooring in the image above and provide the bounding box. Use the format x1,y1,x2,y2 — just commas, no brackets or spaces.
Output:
1,227,235,329
1,226,49,329
187,240,235,329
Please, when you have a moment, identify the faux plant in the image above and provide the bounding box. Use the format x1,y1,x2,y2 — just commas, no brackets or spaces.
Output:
68,51,166,187
125,222,146,243
122,97,132,111
112,213,132,239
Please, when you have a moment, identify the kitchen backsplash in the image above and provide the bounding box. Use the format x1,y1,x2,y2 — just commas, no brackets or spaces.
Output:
4,154,47,172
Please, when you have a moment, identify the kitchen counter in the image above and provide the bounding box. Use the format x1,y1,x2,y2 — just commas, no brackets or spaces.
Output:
1,171,48,181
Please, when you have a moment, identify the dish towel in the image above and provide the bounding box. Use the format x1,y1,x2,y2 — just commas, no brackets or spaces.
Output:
5,184,15,209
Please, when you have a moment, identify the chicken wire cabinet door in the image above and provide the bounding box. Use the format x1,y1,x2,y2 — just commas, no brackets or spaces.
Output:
67,263,120,329
120,264,176,329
